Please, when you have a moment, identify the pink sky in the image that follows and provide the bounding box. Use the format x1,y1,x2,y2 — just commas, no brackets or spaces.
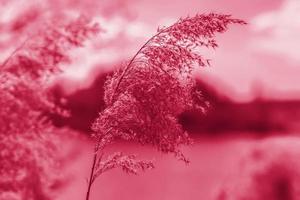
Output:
129,0,300,102
58,0,299,102
1,0,299,102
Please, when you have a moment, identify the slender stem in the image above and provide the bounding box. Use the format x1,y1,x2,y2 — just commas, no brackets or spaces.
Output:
86,132,110,200
85,145,99,200
0,38,29,70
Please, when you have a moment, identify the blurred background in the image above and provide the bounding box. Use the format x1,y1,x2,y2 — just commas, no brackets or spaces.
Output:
1,0,300,199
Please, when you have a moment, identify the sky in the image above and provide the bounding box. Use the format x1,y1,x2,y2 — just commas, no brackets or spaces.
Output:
1,0,299,102
133,0,300,102
62,0,300,102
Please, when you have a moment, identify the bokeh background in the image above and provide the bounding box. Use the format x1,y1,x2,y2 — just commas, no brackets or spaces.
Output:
1,0,300,199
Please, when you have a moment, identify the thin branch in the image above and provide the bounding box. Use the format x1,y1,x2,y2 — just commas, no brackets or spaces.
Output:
85,128,112,200
0,38,30,70
85,148,98,200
